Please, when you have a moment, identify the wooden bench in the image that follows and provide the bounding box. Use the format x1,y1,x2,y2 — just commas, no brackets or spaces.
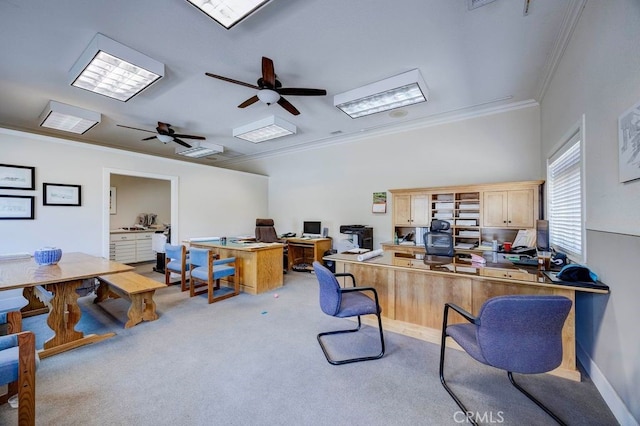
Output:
95,272,166,329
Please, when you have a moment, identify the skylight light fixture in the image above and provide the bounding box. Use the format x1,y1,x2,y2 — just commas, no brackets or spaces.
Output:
333,69,429,119
69,33,164,102
185,0,272,29
175,141,224,158
39,101,101,134
232,116,296,143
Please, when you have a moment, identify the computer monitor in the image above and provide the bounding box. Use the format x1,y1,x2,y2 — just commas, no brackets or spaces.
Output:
303,221,321,235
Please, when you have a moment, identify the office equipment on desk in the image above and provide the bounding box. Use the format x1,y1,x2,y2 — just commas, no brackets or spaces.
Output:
302,220,322,238
543,270,608,291
339,225,373,250
512,229,536,248
536,219,550,250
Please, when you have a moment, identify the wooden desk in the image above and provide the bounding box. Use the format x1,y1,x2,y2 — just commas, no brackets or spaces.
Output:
186,240,284,295
325,251,609,381
0,252,133,358
285,237,332,270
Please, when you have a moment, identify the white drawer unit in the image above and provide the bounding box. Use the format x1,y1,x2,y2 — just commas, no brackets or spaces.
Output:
110,232,155,263
135,232,155,262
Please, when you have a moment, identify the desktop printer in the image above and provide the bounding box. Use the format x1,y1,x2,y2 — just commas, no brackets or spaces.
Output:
339,225,373,250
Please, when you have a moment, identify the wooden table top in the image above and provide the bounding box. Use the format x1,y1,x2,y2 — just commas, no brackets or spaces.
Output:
0,252,133,290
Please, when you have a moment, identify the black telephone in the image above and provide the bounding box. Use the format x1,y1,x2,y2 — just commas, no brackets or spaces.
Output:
281,232,296,238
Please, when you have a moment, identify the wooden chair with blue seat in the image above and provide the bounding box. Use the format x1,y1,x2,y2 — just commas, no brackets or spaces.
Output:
439,294,572,426
0,330,37,426
165,244,190,291
312,261,385,365
0,288,29,335
189,248,237,304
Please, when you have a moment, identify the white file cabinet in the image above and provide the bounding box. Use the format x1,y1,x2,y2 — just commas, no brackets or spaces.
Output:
110,232,155,263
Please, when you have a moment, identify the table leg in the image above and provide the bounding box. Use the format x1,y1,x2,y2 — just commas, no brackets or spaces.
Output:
39,279,115,359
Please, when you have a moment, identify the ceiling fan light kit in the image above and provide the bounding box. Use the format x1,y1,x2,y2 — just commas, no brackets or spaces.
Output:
186,0,272,29
257,89,280,105
69,33,164,102
39,101,101,134
156,134,174,144
334,69,429,119
233,115,296,143
175,141,224,158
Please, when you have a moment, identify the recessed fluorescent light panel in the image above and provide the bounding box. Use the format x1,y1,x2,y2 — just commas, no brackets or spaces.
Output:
334,69,428,119
233,116,296,143
175,141,224,158
39,101,101,134
186,0,272,29
69,33,164,102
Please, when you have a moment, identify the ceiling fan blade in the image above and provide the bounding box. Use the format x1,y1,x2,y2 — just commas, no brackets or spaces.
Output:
205,73,259,90
238,95,260,108
173,138,192,148
117,124,155,133
278,87,327,96
141,136,157,141
277,96,300,116
173,134,206,140
262,57,276,88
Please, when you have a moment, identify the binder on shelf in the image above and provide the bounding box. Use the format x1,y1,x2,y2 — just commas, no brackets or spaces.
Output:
455,219,477,226
458,203,480,210
458,212,480,219
434,202,454,210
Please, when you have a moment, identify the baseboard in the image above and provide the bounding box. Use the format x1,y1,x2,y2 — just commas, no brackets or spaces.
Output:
576,342,639,426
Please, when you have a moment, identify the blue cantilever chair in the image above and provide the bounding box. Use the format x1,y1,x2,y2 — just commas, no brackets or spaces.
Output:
312,261,385,365
165,244,190,291
189,248,237,304
0,331,37,425
439,295,572,426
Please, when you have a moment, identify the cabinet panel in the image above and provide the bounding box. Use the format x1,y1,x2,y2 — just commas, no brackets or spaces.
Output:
394,194,412,225
482,189,534,228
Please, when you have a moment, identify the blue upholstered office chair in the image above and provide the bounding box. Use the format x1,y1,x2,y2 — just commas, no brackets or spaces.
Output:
439,295,572,426
0,331,37,425
165,244,190,292
312,261,385,365
189,248,237,304
0,289,29,335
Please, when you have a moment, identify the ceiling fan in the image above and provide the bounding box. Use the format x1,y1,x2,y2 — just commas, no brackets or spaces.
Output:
117,122,205,148
205,57,327,116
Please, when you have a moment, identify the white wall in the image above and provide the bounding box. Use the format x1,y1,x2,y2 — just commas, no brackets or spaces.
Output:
233,105,542,248
109,174,170,229
0,129,268,257
540,1,640,424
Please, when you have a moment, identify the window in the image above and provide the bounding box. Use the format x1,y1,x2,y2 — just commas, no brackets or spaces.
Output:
547,130,584,261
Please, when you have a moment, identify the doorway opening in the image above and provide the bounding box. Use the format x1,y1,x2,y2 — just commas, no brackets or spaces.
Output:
102,168,179,259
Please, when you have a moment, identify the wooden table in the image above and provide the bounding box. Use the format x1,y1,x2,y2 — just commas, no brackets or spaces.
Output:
0,252,133,358
325,251,609,381
186,240,284,295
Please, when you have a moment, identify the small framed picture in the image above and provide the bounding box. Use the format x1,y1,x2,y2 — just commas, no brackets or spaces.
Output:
43,183,82,206
0,195,35,219
0,164,35,190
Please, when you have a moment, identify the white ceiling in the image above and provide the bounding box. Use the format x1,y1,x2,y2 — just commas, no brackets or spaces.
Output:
0,0,575,169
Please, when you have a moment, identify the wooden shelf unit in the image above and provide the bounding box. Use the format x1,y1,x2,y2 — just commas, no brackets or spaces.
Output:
389,180,543,252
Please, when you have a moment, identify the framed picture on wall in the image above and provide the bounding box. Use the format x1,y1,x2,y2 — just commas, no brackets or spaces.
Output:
618,99,640,183
0,164,35,190
0,195,35,219
43,183,81,206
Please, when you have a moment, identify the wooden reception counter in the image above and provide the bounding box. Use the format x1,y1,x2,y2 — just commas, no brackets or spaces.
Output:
186,239,284,295
324,251,609,381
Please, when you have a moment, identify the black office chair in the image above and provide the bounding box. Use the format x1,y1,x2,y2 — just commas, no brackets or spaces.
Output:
312,261,385,365
439,295,572,425
255,218,288,272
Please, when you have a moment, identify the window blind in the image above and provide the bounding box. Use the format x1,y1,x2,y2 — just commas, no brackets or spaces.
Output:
547,135,582,258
